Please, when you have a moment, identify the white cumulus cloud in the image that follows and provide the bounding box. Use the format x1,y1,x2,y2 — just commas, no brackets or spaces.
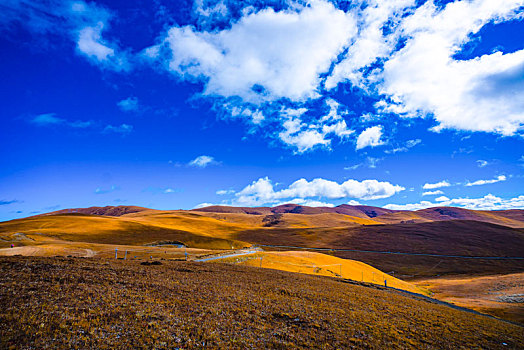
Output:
376,0,524,135
155,1,356,103
384,194,524,211
355,125,384,150
234,176,404,206
423,180,451,190
277,101,354,153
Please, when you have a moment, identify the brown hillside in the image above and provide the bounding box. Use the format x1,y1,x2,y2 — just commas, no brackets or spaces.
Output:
236,220,524,278
375,207,524,228
194,203,396,219
1,256,522,349
3,205,524,279
415,207,524,228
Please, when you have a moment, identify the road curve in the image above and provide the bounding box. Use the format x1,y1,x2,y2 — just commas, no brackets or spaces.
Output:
194,249,261,262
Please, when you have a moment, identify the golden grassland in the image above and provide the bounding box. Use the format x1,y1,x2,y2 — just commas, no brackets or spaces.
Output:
0,241,423,295
0,239,212,260
0,212,424,295
1,208,523,326
0,213,249,250
1,256,523,349
219,251,424,294
414,272,524,324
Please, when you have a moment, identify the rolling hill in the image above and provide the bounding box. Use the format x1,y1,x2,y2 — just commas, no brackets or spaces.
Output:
37,204,524,228
2,204,523,280
2,204,523,324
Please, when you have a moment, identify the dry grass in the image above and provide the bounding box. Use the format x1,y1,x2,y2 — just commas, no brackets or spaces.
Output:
0,240,424,294
193,212,379,227
1,256,523,349
0,214,248,250
2,211,524,281
374,208,524,228
237,221,524,278
415,272,524,324
219,251,424,294
0,240,213,260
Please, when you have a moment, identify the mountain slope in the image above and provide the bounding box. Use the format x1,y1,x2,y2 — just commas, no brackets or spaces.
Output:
236,220,524,278
40,205,151,217
375,207,524,228
2,205,523,278
1,256,523,349
0,213,247,249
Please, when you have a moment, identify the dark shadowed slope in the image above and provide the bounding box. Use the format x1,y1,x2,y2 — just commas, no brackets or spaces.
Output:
236,220,524,278
375,207,524,228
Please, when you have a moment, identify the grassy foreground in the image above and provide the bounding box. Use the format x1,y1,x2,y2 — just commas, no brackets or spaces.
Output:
1,257,523,349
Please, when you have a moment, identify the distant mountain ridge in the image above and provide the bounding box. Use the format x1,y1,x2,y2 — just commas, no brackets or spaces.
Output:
40,205,149,217
193,203,397,218
38,204,524,228
193,204,524,227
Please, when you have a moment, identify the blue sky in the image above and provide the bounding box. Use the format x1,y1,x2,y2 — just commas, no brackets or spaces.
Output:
0,0,523,221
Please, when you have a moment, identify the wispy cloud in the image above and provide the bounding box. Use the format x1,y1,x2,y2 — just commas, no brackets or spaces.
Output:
31,113,64,125
476,160,489,168
103,124,133,135
117,97,139,112
94,185,119,194
344,157,382,170
216,189,235,195
0,200,20,206
422,190,444,196
30,113,93,128
144,186,181,194
1,0,130,71
465,175,506,187
189,155,217,168
385,139,421,154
